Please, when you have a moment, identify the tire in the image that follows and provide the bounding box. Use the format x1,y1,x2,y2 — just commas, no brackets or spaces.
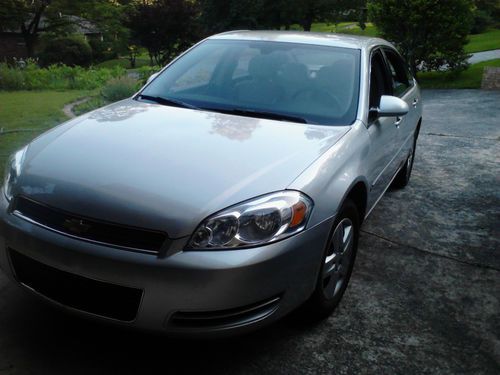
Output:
392,132,417,189
302,199,360,320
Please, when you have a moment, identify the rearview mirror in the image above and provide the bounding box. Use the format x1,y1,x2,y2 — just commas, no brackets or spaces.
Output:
146,72,160,84
372,95,409,117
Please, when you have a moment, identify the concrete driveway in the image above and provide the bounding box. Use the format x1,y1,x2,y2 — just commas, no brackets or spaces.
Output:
0,90,499,375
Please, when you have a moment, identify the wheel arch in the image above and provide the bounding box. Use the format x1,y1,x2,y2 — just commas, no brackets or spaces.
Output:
338,179,369,225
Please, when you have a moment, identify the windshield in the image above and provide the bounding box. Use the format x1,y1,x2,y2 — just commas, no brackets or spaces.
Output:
139,39,361,125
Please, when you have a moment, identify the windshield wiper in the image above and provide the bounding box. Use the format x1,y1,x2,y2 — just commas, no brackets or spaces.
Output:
213,108,308,124
137,94,199,110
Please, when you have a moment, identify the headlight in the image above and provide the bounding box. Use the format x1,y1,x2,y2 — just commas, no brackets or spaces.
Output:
187,191,313,249
3,146,27,201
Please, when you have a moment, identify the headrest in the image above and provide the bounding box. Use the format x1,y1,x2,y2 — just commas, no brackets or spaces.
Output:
280,63,308,83
317,59,354,86
248,54,281,80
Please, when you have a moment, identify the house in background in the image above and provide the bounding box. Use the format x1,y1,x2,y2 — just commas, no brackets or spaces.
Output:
0,31,26,60
0,16,102,61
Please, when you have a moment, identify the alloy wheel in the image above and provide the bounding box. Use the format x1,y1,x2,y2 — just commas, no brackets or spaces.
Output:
322,218,354,299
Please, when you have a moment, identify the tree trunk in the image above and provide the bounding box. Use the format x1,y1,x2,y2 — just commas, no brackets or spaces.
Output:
302,20,313,31
23,34,37,57
408,52,417,76
20,4,47,58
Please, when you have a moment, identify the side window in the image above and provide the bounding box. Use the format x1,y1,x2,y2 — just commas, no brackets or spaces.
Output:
383,49,412,97
369,50,391,121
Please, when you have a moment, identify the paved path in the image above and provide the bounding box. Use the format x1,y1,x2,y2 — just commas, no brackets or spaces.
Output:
62,97,90,119
0,90,499,374
469,49,500,64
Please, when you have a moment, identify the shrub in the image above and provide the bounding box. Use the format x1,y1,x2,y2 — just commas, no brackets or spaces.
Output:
101,76,140,102
470,9,492,34
38,36,93,67
0,61,126,90
0,63,25,90
369,0,472,73
88,38,119,63
134,65,162,84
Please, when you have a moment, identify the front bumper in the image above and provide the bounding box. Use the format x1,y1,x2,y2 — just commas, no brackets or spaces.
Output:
0,193,333,336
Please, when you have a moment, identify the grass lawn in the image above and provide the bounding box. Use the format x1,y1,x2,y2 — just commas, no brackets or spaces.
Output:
465,28,500,53
418,59,500,89
0,90,92,175
308,22,379,36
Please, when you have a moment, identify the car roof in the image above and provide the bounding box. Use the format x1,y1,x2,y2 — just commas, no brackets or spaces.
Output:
209,30,393,50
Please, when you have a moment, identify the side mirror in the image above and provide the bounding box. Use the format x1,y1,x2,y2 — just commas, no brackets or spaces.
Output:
146,72,160,84
371,95,409,118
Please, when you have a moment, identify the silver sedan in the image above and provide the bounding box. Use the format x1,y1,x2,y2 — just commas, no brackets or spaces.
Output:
0,31,422,336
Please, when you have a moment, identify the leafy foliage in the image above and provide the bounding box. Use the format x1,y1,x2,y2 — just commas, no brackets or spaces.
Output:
0,61,126,90
38,36,93,67
470,9,493,34
126,0,200,65
0,0,128,58
133,65,162,85
101,76,140,102
198,0,365,32
88,38,119,63
368,0,473,73
473,0,500,27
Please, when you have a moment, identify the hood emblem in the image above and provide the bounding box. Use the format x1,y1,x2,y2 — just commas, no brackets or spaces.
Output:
63,218,91,235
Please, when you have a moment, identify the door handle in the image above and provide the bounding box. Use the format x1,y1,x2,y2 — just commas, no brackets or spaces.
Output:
412,98,419,108
394,117,402,126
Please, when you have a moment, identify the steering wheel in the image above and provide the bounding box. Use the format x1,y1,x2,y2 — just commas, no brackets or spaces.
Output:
293,88,342,111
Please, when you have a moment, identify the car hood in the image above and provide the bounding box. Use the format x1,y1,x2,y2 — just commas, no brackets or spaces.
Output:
17,99,349,238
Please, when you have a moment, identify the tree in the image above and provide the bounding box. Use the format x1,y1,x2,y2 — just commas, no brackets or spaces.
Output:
199,0,272,33
368,0,473,74
358,6,367,30
471,0,499,33
0,0,53,57
295,0,345,31
0,0,128,58
126,0,200,65
198,0,355,33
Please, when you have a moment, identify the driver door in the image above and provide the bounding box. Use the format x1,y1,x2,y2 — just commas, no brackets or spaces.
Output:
366,48,400,209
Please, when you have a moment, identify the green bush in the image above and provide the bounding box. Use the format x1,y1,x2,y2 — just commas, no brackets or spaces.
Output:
0,61,126,90
0,64,25,90
101,76,140,102
38,36,93,67
134,65,162,84
470,10,492,34
88,38,119,63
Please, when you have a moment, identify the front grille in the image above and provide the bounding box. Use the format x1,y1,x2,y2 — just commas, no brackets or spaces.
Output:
168,296,281,330
9,249,143,322
13,196,167,254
